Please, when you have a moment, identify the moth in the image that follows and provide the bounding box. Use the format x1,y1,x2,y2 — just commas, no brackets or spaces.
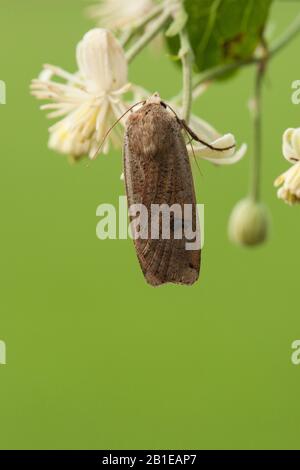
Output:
98,93,233,287
122,93,233,287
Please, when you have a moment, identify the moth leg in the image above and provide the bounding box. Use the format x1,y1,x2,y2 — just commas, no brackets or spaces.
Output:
181,124,202,175
179,119,236,152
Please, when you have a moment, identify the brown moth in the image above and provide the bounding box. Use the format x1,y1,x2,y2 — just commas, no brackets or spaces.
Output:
123,93,201,287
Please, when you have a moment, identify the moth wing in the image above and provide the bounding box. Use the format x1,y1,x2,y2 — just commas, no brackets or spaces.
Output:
124,105,201,286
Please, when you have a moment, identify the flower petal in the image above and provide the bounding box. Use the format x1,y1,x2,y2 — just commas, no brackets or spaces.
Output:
198,143,248,165
189,114,219,143
282,128,300,162
87,0,154,32
291,128,300,159
274,161,300,205
185,114,246,165
76,28,127,94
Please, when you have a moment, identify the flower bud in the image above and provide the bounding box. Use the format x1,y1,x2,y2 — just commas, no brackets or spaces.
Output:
228,198,269,247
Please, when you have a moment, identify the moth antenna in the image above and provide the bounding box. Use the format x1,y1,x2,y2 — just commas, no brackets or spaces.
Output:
161,101,202,174
180,119,236,153
162,102,182,120
91,100,146,160
162,102,236,153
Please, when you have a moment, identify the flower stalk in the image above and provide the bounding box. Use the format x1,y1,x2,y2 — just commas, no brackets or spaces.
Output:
269,12,300,58
121,3,165,48
125,8,171,63
250,60,266,203
179,28,193,123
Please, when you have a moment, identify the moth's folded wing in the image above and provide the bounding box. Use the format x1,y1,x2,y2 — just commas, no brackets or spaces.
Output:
124,113,201,286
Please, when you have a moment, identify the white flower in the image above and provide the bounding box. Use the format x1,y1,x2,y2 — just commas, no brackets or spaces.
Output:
31,28,131,159
282,128,300,163
87,0,154,32
274,128,300,205
187,114,247,165
275,162,300,205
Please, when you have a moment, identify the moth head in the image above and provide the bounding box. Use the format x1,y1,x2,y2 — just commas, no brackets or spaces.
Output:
146,92,162,106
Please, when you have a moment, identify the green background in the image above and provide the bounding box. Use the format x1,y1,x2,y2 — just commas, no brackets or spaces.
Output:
0,0,300,450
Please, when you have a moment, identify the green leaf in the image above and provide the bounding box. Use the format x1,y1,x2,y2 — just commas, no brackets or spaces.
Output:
184,0,273,73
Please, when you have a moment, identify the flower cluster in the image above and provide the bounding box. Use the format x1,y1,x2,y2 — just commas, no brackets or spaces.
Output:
31,29,132,160
31,1,246,166
28,0,300,258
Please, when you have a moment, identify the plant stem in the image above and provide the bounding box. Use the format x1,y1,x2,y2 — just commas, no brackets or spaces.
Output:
121,4,165,48
270,12,300,58
192,12,300,90
248,13,300,203
193,59,255,89
180,29,193,123
250,61,265,202
125,9,171,64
